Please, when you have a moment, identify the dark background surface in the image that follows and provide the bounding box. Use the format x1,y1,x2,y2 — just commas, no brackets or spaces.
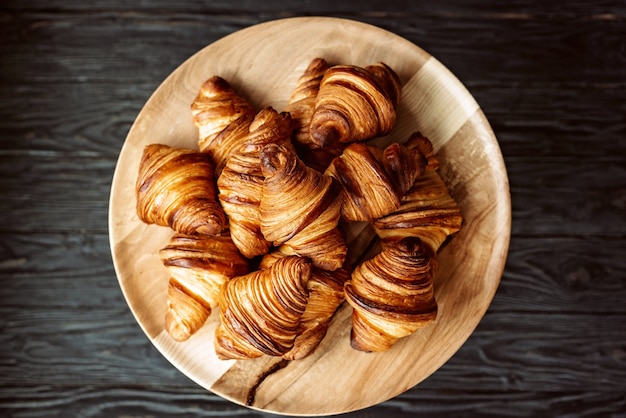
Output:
1,1,625,417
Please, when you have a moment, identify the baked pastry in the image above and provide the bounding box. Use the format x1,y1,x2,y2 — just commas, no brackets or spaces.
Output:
214,256,311,360
285,267,349,360
325,141,425,222
217,107,293,258
373,169,463,252
284,57,330,150
159,233,250,341
259,143,347,271
344,236,438,352
373,133,463,252
191,75,255,174
260,251,349,360
283,57,344,171
135,143,227,236
309,62,401,148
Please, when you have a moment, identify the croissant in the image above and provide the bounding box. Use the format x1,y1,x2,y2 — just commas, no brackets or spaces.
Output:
214,256,311,360
283,57,343,171
309,62,401,148
285,267,349,360
259,143,347,271
191,76,255,172
285,57,330,149
159,233,250,341
324,141,426,222
260,250,349,360
404,131,439,171
217,107,293,258
344,236,438,352
135,143,227,236
373,169,463,252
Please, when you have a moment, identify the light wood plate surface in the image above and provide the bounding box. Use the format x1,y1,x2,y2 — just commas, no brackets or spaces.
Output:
108,16,511,416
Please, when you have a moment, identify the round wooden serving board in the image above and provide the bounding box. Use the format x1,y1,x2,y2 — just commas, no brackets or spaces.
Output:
109,16,511,416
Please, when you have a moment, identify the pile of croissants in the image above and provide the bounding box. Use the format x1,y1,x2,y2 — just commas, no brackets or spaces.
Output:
134,57,463,361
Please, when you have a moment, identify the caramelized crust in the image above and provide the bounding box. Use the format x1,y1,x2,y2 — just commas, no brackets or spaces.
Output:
216,107,293,258
309,63,401,148
345,237,438,352
159,233,249,341
135,144,227,236
259,143,347,270
214,256,311,360
191,76,255,173
373,169,463,252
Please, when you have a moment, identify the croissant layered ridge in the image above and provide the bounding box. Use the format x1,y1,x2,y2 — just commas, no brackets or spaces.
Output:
373,169,464,252
325,141,426,222
285,57,330,149
259,143,347,271
191,75,255,173
309,62,401,148
135,144,227,236
217,107,294,258
159,233,250,342
283,57,343,172
345,237,438,352
285,267,349,360
260,251,349,360
214,256,311,360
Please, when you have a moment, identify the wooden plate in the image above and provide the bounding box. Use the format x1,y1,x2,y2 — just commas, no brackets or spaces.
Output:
108,16,511,416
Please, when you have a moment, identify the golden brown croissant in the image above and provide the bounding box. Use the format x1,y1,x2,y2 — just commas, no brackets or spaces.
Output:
283,57,344,171
324,141,425,222
217,107,293,258
344,236,438,352
259,250,349,360
159,233,250,342
309,62,401,148
135,143,227,236
191,76,255,172
285,267,349,360
373,169,463,252
259,143,347,271
404,131,439,171
284,57,330,149
214,256,311,360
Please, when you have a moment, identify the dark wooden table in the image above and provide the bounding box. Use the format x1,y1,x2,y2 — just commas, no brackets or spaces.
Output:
1,1,625,417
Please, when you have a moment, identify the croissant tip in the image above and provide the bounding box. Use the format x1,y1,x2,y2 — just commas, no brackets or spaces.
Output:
165,310,193,342
310,120,345,148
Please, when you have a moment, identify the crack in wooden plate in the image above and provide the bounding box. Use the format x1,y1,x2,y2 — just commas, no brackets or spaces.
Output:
108,16,511,416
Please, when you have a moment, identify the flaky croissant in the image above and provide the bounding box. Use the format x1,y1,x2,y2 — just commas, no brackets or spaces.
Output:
283,57,343,172
191,76,255,173
217,107,293,258
344,237,438,352
324,141,426,222
135,143,227,236
285,57,330,150
214,256,311,360
259,143,347,271
309,62,401,148
373,169,463,252
260,251,349,360
373,133,463,252
159,233,249,342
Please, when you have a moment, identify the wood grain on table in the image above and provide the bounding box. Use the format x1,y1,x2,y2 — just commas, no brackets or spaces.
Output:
1,1,625,417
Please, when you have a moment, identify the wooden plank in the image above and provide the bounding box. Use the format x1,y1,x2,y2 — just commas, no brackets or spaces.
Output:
4,0,626,15
1,386,624,418
1,9,624,85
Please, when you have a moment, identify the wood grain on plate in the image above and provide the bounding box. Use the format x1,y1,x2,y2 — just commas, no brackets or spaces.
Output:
108,17,511,416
